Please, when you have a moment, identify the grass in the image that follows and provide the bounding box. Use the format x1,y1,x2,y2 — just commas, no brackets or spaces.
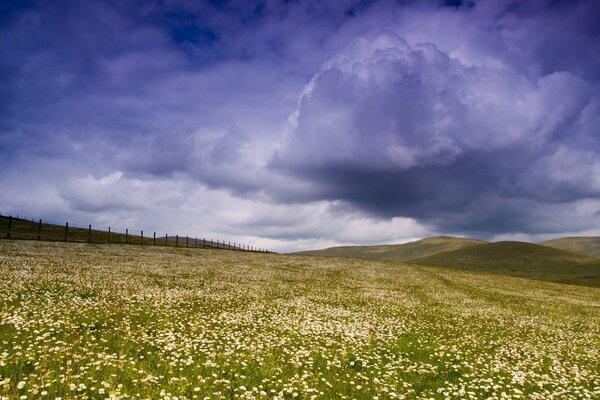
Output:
0,240,598,399
540,236,600,258
411,241,600,287
293,236,486,261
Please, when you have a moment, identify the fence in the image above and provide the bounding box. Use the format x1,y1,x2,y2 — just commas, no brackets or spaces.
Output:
0,213,271,253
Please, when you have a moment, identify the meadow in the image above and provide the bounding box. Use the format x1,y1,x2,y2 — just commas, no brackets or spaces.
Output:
0,240,598,399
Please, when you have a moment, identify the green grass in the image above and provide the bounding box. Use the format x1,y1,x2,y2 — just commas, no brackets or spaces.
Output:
0,240,598,399
411,241,600,287
293,236,486,261
540,236,600,258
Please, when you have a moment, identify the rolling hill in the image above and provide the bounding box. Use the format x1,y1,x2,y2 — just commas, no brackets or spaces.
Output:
293,236,487,261
539,236,600,258
411,241,600,287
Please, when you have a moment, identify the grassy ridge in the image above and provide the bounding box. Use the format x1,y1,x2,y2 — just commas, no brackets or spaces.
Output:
0,215,242,249
411,241,600,287
0,241,598,399
540,236,600,258
293,236,486,260
0,215,150,244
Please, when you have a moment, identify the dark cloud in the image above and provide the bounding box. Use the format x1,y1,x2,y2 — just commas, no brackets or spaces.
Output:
271,2,600,236
1,0,600,249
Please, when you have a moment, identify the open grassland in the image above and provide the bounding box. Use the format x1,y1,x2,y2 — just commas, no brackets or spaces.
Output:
411,241,600,288
293,237,486,261
0,241,599,400
540,237,600,259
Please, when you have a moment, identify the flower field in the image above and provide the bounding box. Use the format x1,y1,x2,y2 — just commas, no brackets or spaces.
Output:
0,241,598,399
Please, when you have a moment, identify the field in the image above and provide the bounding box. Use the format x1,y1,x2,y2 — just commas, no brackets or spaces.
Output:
411,241,600,287
0,241,599,399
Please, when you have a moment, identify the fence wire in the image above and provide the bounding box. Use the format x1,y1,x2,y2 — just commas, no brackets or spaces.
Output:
0,213,270,253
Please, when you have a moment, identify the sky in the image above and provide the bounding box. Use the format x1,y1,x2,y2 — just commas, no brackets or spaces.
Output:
1,0,600,252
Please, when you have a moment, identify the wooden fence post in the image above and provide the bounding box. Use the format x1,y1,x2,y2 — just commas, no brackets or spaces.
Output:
186,236,189,247
203,238,205,248
64,222,68,242
6,216,11,239
108,226,111,244
141,230,143,246
126,229,128,244
195,237,198,248
176,235,178,247
88,224,91,243
38,219,42,240
153,232,156,246
165,233,168,246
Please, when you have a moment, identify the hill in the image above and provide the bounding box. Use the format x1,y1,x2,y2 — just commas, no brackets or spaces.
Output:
411,241,600,287
540,236,600,258
293,236,486,260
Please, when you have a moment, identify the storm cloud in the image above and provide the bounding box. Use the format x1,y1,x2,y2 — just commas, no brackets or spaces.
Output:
272,28,600,235
1,0,600,251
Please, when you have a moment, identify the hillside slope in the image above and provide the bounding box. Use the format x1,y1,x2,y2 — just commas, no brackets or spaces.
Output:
540,236,600,258
0,215,244,250
411,241,600,287
294,236,486,260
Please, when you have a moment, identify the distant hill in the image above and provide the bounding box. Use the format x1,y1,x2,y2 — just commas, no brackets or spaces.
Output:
411,241,600,287
539,237,600,258
293,236,486,261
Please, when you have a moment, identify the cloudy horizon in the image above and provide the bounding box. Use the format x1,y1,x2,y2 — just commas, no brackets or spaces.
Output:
1,0,600,252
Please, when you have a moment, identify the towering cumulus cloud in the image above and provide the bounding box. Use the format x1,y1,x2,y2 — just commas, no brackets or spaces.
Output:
273,11,600,236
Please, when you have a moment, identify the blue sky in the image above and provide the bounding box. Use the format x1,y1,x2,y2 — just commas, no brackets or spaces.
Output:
1,0,600,252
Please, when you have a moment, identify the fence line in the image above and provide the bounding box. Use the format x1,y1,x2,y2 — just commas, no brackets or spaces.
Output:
0,212,271,253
